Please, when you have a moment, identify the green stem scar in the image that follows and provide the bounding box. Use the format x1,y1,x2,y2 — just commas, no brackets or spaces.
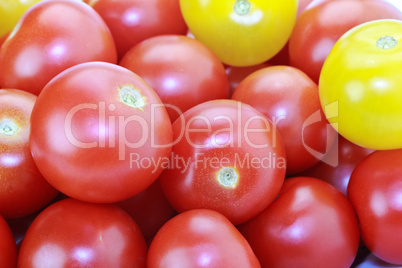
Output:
217,167,238,187
376,36,398,49
118,85,146,110
234,0,251,15
0,119,18,136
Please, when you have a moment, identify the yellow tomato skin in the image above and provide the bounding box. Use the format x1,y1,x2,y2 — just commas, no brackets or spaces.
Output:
0,0,44,37
319,19,402,150
180,0,297,66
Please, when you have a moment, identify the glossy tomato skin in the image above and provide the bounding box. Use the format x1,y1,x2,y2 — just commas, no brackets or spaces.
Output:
17,198,147,267
0,0,42,37
147,209,260,268
0,89,58,218
319,19,402,150
0,215,17,268
160,99,286,225
289,0,402,84
120,35,229,122
117,179,177,243
232,66,335,174
0,0,117,95
239,177,360,268
348,150,402,265
180,0,298,66
30,62,173,203
90,0,188,59
299,135,374,196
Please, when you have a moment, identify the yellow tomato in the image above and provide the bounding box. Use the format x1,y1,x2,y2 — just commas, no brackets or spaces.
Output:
319,19,402,150
0,0,43,37
180,0,298,66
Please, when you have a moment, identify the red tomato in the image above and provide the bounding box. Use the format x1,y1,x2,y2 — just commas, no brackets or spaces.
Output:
299,135,374,196
30,62,173,203
289,0,402,83
0,0,117,95
225,63,270,96
239,177,360,268
0,215,17,268
120,35,229,122
232,66,336,174
147,209,260,267
90,0,188,59
17,198,147,267
0,89,58,218
159,99,286,225
348,149,402,265
117,179,177,243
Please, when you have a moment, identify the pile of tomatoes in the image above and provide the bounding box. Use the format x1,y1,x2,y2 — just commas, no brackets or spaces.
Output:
0,0,401,267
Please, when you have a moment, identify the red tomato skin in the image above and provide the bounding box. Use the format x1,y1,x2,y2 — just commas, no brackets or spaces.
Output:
147,209,261,268
120,35,229,122
226,63,270,97
289,0,402,84
116,179,177,243
0,215,17,268
348,149,402,265
30,62,173,203
17,198,147,267
232,66,335,174
0,89,58,218
0,0,117,95
160,99,286,225
91,0,188,59
239,177,360,268
298,135,374,196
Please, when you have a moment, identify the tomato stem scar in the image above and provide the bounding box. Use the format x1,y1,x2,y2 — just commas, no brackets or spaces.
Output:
118,85,146,110
0,119,18,136
376,36,398,49
217,167,238,187
234,0,251,16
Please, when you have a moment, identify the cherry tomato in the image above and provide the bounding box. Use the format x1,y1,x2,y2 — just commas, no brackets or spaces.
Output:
90,0,188,59
0,89,58,218
225,62,270,96
0,0,42,37
159,99,286,225
147,209,260,267
30,62,173,203
289,0,402,84
120,35,229,122
0,215,17,268
232,66,336,174
18,198,147,267
117,179,177,243
348,149,402,265
239,177,360,268
180,0,298,66
0,0,117,95
319,19,402,150
299,135,374,196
